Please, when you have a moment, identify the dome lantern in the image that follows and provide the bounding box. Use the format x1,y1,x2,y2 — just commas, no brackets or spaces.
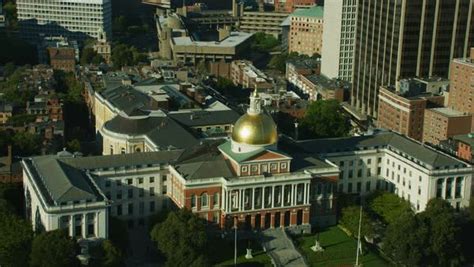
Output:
231,88,278,153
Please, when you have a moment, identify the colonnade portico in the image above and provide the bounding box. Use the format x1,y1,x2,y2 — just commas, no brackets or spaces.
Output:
221,181,312,230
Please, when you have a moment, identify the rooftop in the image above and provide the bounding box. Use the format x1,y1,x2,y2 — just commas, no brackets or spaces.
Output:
429,107,469,117
173,31,253,48
297,131,469,169
169,110,240,127
103,112,199,150
305,74,346,90
292,5,324,18
453,133,474,147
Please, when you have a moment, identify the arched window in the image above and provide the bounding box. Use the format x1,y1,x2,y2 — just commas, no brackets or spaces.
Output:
121,147,125,154
109,145,114,155
201,193,208,207
135,147,141,152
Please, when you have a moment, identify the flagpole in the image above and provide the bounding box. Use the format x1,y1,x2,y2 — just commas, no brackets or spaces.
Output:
355,205,362,267
234,217,237,266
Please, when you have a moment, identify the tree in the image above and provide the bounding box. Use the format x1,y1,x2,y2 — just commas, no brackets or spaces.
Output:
301,99,350,138
101,240,123,267
0,214,33,267
89,240,123,267
108,217,128,253
150,209,208,267
66,139,81,153
383,213,429,266
30,230,79,267
419,199,464,266
251,32,279,52
12,131,42,156
80,47,103,65
367,191,413,225
339,206,374,238
111,44,134,69
6,114,37,127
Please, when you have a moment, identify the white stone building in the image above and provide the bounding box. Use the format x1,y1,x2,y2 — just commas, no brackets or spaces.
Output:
16,0,112,42
22,93,472,240
298,132,473,211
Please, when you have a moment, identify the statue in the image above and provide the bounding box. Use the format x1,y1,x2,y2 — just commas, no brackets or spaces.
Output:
311,233,324,252
245,240,253,259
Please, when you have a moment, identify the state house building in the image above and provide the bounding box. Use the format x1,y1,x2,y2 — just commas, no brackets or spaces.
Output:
22,92,472,240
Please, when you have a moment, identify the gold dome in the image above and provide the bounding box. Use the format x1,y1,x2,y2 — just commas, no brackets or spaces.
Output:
231,113,278,145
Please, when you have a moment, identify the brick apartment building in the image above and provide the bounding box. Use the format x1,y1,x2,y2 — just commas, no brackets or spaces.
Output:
289,5,324,56
377,79,446,142
449,48,474,131
47,47,76,72
423,107,472,145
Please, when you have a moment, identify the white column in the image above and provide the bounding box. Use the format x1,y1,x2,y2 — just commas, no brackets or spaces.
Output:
303,183,307,204
69,215,74,237
252,188,255,210
261,187,264,209
290,184,295,206
81,214,86,239
271,186,275,208
238,189,243,211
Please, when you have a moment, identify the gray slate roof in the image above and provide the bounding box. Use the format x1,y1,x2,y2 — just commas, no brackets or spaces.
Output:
24,150,186,206
297,132,468,169
174,141,235,180
24,157,101,205
62,150,184,170
169,110,240,127
100,85,153,115
103,114,199,149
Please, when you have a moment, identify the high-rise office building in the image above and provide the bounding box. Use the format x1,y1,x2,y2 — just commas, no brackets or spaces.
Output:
352,0,473,118
320,0,357,81
17,0,112,42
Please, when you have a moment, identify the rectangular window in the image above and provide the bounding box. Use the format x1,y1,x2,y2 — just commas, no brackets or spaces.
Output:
149,177,155,183
162,175,168,182
150,187,155,196
150,201,156,213
348,183,353,193
365,181,371,192
116,191,122,200
367,159,372,164
117,204,122,216
128,189,133,198
105,180,110,187
139,188,144,197
339,161,344,167
128,203,133,215
139,202,144,215
357,169,362,178
138,177,143,184
348,170,353,178
357,182,361,193
127,178,133,185
436,179,443,198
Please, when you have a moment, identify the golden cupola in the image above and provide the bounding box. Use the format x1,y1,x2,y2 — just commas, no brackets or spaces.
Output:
231,90,278,153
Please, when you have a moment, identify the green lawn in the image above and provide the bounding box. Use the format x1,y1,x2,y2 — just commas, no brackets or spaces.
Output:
209,237,272,267
295,226,389,267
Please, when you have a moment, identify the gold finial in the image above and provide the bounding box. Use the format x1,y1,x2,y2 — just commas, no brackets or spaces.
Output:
253,84,258,97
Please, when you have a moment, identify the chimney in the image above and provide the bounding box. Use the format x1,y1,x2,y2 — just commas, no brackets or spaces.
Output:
6,145,12,167
218,27,231,41
258,0,264,12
